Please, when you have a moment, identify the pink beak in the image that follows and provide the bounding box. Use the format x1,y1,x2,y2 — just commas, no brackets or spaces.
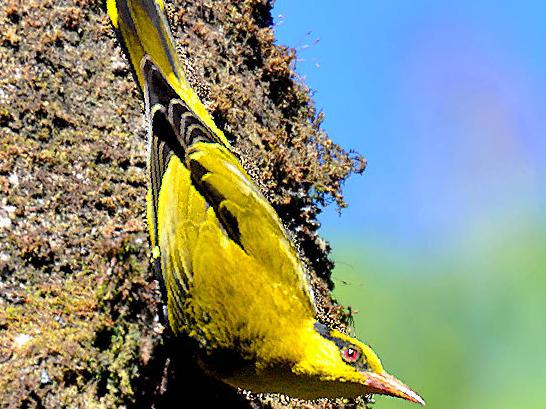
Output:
364,371,426,405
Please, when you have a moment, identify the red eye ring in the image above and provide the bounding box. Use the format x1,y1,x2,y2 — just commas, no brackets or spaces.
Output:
341,345,360,363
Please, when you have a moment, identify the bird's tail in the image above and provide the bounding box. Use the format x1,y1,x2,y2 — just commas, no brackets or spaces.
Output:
106,0,228,146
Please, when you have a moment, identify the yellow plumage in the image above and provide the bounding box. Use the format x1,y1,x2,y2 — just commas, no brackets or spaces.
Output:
107,0,424,404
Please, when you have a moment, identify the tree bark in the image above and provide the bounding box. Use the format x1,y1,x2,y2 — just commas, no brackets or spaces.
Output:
0,1,365,408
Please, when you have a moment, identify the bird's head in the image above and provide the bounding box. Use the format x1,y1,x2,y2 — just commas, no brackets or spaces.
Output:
288,321,425,405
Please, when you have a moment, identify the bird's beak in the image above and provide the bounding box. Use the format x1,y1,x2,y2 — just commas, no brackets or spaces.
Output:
364,371,425,405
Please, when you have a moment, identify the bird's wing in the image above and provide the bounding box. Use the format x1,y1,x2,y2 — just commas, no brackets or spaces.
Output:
186,141,315,309
143,59,316,323
107,0,316,323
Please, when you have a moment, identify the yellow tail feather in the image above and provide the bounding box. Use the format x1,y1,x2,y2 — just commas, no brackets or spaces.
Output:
107,0,229,146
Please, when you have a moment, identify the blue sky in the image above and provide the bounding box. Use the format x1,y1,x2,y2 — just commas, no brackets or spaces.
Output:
273,1,546,254
272,3,546,407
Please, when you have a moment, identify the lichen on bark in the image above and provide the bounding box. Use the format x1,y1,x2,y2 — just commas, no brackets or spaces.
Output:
0,1,366,408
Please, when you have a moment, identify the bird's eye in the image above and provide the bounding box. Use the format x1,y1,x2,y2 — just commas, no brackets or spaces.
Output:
341,345,360,363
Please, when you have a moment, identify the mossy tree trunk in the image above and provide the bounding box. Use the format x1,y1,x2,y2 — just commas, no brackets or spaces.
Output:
0,1,365,408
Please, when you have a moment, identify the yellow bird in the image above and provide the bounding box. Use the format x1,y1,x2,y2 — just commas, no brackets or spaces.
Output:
106,0,424,404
